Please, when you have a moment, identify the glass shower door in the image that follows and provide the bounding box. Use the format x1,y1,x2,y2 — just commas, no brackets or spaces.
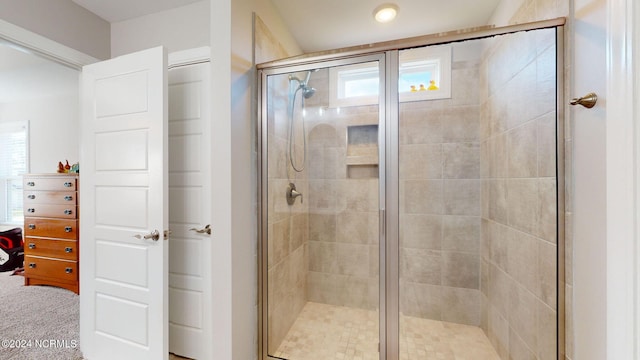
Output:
397,28,559,359
261,54,386,360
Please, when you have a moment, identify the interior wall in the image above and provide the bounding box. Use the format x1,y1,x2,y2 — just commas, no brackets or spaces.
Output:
110,1,210,57
0,93,79,173
0,0,110,60
212,0,302,358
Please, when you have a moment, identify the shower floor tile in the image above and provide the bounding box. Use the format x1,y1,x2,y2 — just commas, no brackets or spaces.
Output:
272,302,500,360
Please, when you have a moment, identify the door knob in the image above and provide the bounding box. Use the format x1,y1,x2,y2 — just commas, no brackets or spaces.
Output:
133,230,160,241
570,92,597,108
189,224,211,235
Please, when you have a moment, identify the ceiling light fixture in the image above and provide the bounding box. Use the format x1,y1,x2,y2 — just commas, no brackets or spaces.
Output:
374,4,398,23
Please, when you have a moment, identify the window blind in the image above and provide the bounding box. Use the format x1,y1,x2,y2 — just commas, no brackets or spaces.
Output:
0,121,28,224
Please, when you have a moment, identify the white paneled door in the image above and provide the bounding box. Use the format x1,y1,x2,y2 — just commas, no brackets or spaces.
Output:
80,46,169,360
167,55,212,359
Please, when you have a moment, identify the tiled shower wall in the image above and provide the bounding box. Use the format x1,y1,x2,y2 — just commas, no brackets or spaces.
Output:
303,55,484,324
304,68,381,310
398,57,483,325
479,29,558,360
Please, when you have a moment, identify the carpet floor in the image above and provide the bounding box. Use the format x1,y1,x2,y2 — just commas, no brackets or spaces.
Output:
0,271,82,360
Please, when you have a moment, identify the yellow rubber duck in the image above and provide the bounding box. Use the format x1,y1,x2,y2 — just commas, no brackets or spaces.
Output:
428,80,439,90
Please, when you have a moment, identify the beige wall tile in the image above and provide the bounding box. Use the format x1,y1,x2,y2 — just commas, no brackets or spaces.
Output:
399,108,443,145
441,287,481,325
509,282,538,352
508,120,538,178
400,214,442,250
507,229,539,297
400,281,443,320
538,112,557,177
507,179,540,234
336,243,370,277
489,264,510,316
538,241,557,309
442,216,481,253
488,180,509,223
404,180,444,214
538,178,558,243
442,105,480,142
537,299,557,360
443,143,481,179
400,144,443,179
308,241,336,273
401,248,442,285
442,252,481,289
509,329,537,360
308,213,336,242
444,179,481,215
336,211,378,244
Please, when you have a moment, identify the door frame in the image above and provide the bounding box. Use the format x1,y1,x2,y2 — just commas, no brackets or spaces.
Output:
604,0,639,359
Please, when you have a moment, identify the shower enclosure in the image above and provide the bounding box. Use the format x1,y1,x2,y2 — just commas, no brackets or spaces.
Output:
259,18,565,360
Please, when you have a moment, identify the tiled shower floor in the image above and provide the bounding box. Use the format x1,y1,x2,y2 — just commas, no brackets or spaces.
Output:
273,302,500,360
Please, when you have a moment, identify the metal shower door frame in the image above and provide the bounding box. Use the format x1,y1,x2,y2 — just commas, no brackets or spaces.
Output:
258,52,389,360
257,17,566,360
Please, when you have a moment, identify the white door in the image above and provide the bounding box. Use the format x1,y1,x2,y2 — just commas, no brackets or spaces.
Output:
572,1,606,359
167,51,213,359
79,46,169,360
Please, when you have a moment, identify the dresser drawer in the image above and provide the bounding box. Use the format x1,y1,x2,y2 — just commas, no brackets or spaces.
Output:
23,177,77,191
24,204,77,219
24,237,77,261
24,256,77,281
24,218,78,240
24,191,77,205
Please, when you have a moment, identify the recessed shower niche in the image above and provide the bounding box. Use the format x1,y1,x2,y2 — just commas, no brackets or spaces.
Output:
346,124,379,178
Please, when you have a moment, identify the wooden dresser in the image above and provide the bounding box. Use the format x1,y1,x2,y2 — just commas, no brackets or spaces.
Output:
23,174,79,294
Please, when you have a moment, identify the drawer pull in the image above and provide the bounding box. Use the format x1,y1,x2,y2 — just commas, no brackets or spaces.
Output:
65,267,73,274
64,209,73,215
64,195,73,201
28,224,36,230
65,226,72,233
28,263,36,269
64,182,73,188
28,243,35,249
27,194,35,199
26,181,35,187
65,247,73,253
27,208,35,213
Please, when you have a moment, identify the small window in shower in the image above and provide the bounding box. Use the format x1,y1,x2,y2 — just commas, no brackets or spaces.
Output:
329,45,451,108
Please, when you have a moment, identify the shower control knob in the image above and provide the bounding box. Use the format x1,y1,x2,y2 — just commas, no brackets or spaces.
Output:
286,183,303,205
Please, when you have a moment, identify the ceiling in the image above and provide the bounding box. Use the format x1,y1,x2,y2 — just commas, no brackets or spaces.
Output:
70,0,503,53
270,0,503,52
71,0,202,23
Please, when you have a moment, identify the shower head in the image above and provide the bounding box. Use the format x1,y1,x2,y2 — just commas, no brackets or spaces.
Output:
301,85,316,99
289,70,318,99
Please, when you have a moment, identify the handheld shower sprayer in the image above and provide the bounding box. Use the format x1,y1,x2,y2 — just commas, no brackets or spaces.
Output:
287,69,318,173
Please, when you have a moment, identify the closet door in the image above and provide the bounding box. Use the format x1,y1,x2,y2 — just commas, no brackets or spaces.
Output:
80,46,169,360
167,50,213,360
